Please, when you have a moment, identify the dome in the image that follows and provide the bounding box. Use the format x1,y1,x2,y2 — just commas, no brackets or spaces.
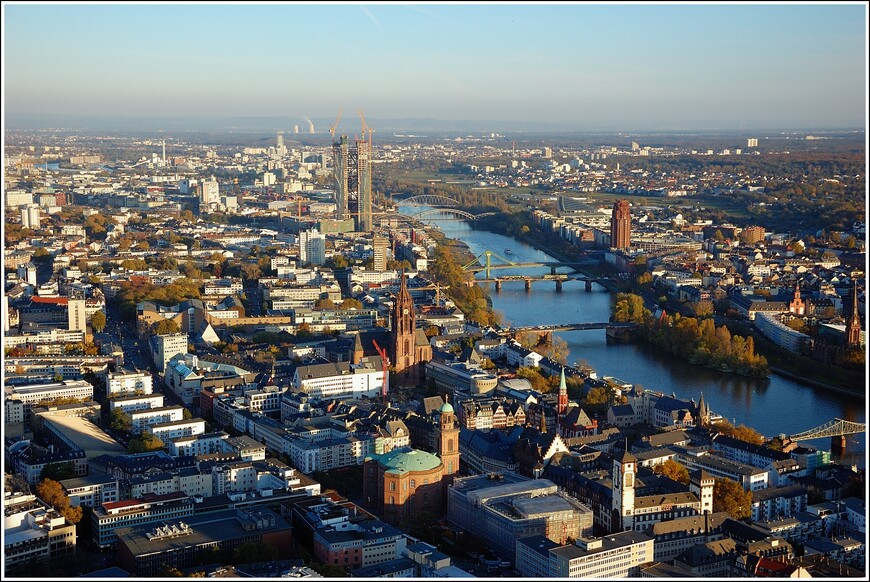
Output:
440,402,454,414
378,447,442,474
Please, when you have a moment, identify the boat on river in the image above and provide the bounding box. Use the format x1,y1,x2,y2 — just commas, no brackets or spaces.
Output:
504,248,513,255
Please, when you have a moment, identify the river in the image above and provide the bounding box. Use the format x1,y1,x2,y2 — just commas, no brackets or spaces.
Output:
400,206,866,467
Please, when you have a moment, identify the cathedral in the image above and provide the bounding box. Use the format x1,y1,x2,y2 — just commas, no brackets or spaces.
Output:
389,273,432,386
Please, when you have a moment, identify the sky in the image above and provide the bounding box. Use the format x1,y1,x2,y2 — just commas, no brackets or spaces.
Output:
2,2,868,131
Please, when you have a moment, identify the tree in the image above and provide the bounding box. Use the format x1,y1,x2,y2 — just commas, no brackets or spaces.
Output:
652,459,690,484
40,461,76,481
90,310,107,333
338,298,363,310
713,477,752,520
128,433,165,453
786,318,805,332
154,318,181,335
109,409,132,432
314,298,336,310
233,541,278,565
35,478,83,524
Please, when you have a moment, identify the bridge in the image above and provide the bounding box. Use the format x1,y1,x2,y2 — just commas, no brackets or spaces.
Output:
785,418,866,456
511,322,639,333
397,195,500,221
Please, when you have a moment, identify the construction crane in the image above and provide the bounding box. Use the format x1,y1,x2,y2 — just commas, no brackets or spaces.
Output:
329,108,343,142
371,339,390,404
359,109,374,148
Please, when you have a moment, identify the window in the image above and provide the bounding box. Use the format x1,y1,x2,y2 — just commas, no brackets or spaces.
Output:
410,479,415,488
390,481,396,491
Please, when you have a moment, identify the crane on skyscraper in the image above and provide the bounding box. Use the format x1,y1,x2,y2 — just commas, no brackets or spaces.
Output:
329,109,343,142
359,109,374,148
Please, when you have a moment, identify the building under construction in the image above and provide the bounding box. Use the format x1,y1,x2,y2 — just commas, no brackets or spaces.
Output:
332,132,373,232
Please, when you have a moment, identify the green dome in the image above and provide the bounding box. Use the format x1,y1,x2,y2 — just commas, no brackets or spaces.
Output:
378,447,442,474
440,402,454,414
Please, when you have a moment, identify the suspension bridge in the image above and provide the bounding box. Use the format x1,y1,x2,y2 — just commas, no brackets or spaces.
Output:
785,418,866,456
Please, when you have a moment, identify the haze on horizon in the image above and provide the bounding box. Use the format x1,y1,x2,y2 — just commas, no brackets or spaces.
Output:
2,3,867,132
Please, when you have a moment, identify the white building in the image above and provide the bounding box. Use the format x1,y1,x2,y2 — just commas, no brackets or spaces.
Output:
299,227,326,266
292,357,384,400
549,531,655,578
129,406,186,433
200,177,220,206
107,371,154,397
145,418,207,442
21,205,41,229
151,333,188,373
109,394,164,414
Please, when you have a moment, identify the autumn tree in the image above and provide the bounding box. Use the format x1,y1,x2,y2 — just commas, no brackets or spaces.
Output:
154,318,181,335
90,310,107,333
516,367,549,392
339,298,363,310
35,478,83,524
652,459,690,484
314,298,336,310
128,432,165,453
713,419,765,445
713,477,752,520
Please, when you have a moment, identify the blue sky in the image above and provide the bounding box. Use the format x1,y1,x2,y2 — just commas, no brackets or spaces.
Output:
3,3,867,130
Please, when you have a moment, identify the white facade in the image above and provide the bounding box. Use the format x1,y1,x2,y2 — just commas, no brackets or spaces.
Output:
129,406,185,433
152,333,188,373
299,228,326,266
109,394,164,414
145,418,207,442
107,371,153,396
21,205,41,229
200,178,220,205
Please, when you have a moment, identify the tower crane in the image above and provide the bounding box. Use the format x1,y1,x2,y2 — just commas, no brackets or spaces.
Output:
329,108,343,142
371,339,390,404
359,109,374,148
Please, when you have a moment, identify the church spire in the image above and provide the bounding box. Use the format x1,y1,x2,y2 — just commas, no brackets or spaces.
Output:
847,281,862,347
557,366,568,417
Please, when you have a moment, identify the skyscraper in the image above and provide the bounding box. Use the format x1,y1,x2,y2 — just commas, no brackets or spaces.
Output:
299,227,326,266
332,134,373,232
610,199,631,250
372,235,388,272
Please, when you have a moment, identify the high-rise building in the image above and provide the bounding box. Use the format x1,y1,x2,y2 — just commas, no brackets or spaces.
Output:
200,177,219,206
21,205,40,229
276,131,284,150
372,235,388,272
610,200,631,250
747,138,758,148
299,228,325,266
67,298,87,333
333,134,373,232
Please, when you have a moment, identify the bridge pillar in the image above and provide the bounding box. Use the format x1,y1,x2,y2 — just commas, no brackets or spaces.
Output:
831,435,847,457
555,280,563,292
585,280,593,292
495,279,501,292
550,266,557,275
525,278,532,292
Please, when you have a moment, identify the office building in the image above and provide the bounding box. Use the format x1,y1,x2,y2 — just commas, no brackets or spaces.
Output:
333,133,373,232
200,177,219,206
610,199,631,250
299,227,326,265
67,298,87,332
549,531,654,578
4,493,77,574
21,204,41,229
372,235,388,272
151,332,188,373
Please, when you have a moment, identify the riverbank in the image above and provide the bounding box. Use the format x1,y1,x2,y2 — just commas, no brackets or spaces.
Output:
476,214,863,396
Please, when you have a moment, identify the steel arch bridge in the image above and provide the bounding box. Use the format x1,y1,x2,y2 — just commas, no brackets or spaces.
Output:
412,208,499,221
399,195,460,207
788,418,866,441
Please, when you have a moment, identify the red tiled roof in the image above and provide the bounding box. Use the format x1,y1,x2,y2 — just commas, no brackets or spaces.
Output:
31,296,69,305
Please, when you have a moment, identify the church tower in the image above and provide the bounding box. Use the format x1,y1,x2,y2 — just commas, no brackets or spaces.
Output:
789,283,805,316
689,469,715,515
557,366,568,420
435,396,459,479
611,451,636,532
847,282,862,348
390,273,417,378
